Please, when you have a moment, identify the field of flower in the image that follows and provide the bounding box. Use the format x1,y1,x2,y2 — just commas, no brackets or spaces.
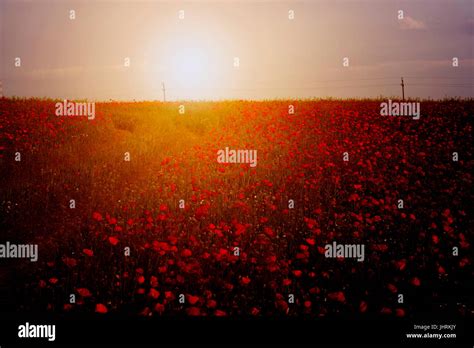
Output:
0,98,472,317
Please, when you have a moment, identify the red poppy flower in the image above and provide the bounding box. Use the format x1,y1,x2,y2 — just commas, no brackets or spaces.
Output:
240,277,251,285
328,291,345,303
187,295,199,305
63,257,77,267
150,276,159,287
251,307,260,316
387,283,398,293
148,288,160,299
108,236,119,246
95,303,108,314
154,303,165,314
92,212,103,221
186,307,201,316
292,270,302,277
77,288,92,297
395,259,406,271
395,308,405,317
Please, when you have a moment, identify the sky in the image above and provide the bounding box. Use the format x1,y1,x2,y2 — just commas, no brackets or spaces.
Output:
1,0,473,100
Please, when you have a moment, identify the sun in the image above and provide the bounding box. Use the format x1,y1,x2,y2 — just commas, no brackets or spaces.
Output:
148,30,228,100
171,44,209,88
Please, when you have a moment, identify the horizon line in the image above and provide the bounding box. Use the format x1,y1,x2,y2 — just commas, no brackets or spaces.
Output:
2,96,473,103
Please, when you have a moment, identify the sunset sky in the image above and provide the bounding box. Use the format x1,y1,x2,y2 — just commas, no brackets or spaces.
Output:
1,0,473,100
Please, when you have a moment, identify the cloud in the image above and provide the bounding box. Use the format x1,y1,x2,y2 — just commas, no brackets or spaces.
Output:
399,16,426,30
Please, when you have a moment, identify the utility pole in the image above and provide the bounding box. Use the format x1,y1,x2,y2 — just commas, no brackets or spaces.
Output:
162,82,166,102
401,77,405,101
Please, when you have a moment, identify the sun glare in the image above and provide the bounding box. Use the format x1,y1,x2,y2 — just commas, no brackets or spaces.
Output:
171,44,209,88
154,31,228,100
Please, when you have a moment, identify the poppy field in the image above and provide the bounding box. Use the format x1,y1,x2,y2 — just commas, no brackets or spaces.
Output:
0,98,472,319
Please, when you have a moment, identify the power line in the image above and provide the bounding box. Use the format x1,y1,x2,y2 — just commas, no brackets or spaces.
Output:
409,84,474,87
240,76,473,84
164,83,473,91
403,76,473,80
